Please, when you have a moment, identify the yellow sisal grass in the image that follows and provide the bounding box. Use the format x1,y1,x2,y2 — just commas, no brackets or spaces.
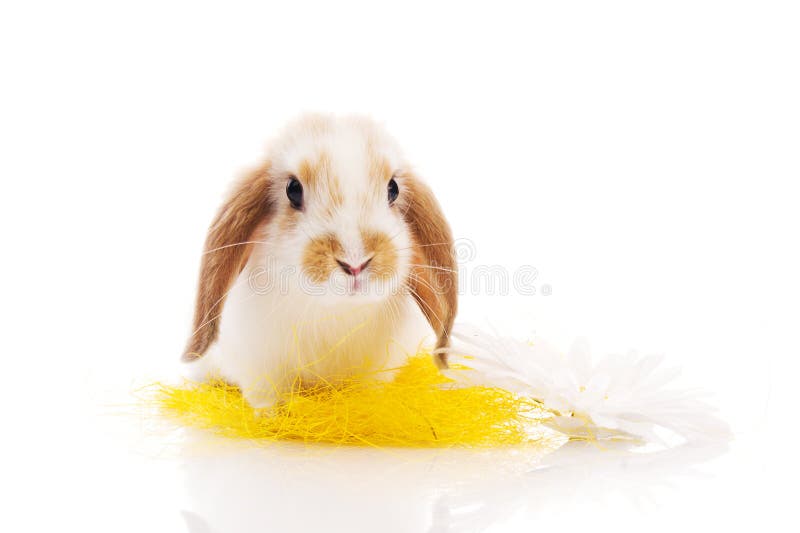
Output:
153,354,552,447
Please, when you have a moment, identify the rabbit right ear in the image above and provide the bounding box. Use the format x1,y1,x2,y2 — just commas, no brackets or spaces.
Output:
183,163,274,361
401,176,458,368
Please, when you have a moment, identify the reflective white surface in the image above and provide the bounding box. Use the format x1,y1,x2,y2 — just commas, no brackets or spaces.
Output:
13,399,785,533
171,435,735,533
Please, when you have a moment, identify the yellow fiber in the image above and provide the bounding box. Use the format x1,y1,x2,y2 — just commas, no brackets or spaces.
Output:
153,354,552,448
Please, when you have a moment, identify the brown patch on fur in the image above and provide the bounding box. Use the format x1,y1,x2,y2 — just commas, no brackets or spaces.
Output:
302,233,344,283
400,176,458,368
301,113,334,138
327,176,344,214
361,229,398,281
277,206,300,232
183,163,275,361
297,152,343,216
367,142,393,186
297,153,326,189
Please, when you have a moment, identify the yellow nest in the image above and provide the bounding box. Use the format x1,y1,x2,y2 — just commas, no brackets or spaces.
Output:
154,354,552,447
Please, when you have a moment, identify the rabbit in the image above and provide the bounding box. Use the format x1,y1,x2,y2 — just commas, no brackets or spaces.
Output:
182,114,458,408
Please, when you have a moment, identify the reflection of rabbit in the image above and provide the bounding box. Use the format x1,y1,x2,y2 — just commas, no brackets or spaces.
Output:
182,115,457,408
178,439,727,533
180,442,440,533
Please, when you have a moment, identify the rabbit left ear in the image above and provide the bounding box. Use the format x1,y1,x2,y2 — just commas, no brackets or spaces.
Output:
400,177,458,367
183,163,274,361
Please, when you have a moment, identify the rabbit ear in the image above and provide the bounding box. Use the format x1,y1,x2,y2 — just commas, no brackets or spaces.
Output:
401,177,458,368
183,163,274,361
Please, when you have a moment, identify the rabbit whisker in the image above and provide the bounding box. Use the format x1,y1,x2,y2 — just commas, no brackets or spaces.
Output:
408,263,458,273
393,242,453,252
404,283,445,330
203,240,270,255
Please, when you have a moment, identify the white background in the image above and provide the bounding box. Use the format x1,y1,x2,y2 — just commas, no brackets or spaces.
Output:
1,1,798,531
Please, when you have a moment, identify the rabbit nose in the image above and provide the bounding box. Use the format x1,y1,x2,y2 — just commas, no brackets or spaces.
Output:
336,257,373,277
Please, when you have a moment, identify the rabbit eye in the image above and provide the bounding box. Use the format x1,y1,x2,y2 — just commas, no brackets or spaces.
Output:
387,177,399,205
286,177,303,210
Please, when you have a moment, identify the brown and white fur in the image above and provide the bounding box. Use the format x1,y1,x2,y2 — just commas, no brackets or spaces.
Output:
183,114,457,408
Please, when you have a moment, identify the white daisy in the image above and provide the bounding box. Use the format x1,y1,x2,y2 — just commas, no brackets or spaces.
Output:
443,324,730,445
